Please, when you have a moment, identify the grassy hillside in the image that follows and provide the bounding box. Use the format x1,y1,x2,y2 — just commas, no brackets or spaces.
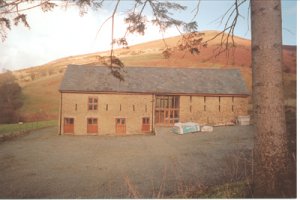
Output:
13,30,296,121
19,73,63,121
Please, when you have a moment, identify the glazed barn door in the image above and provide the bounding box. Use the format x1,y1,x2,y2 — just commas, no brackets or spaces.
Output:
116,118,126,135
155,96,180,126
64,118,74,134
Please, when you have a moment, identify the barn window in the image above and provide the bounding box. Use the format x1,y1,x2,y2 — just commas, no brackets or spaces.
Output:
106,104,108,111
133,105,135,111
87,118,97,124
142,117,150,124
88,97,98,110
116,118,126,125
64,118,74,124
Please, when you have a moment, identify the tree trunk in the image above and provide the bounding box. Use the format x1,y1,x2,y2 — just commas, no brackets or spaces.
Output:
251,0,289,197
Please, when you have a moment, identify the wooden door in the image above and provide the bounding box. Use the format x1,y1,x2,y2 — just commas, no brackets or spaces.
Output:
87,118,98,135
64,118,74,134
142,117,150,132
116,118,126,135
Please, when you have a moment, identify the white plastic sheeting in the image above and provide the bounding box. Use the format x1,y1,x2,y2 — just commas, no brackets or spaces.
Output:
172,122,201,134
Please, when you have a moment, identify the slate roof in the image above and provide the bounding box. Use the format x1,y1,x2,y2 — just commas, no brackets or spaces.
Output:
59,65,249,95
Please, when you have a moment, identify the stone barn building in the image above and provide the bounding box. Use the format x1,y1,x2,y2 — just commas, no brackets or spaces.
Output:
59,65,249,135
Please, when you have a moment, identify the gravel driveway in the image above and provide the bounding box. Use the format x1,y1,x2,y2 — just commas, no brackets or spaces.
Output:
0,125,254,198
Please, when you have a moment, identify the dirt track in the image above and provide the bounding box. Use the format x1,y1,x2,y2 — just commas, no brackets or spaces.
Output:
0,126,254,198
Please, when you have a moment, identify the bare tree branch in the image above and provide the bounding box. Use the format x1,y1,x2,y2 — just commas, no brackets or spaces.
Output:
106,0,120,66
204,0,247,58
94,15,112,41
191,0,201,22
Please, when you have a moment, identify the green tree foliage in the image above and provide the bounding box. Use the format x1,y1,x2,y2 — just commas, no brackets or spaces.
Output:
0,70,23,123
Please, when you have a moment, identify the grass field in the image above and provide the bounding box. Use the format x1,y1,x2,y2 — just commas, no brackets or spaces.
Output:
0,120,57,135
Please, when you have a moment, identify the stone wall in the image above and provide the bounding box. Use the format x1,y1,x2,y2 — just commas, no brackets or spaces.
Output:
60,93,154,135
179,96,248,125
60,93,249,135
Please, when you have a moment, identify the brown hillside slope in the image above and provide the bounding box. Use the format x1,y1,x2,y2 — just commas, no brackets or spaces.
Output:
13,30,296,121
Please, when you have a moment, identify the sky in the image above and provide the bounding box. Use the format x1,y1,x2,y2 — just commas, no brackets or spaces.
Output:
0,0,297,71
